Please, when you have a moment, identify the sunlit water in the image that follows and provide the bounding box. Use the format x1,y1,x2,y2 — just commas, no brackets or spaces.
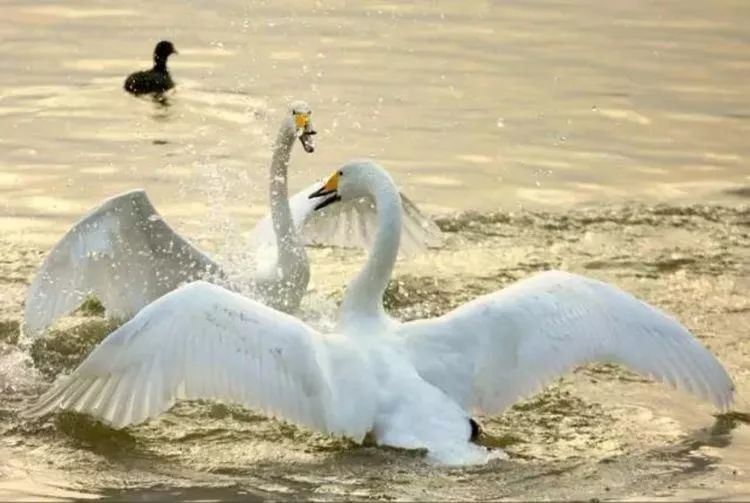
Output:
0,0,749,500
1,0,749,245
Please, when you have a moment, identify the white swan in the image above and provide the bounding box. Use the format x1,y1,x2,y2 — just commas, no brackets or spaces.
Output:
23,105,442,337
23,160,734,466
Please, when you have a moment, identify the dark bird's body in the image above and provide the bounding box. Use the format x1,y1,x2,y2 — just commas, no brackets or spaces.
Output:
124,69,174,95
124,41,177,96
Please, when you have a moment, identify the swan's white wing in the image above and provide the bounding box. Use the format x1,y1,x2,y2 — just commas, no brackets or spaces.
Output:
250,181,443,258
400,270,734,414
23,281,374,440
24,190,220,337
301,190,444,256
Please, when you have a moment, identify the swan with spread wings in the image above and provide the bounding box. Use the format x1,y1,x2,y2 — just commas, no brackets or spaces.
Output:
24,160,734,465
23,107,442,337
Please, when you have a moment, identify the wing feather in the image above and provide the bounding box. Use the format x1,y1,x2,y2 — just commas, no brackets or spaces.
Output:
23,281,374,440
401,270,734,414
250,182,443,262
24,190,220,337
300,191,444,256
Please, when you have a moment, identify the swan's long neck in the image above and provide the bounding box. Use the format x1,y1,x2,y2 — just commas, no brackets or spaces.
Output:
338,173,402,330
269,123,307,280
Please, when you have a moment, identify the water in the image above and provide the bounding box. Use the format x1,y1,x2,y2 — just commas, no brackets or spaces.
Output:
1,0,749,245
0,0,749,500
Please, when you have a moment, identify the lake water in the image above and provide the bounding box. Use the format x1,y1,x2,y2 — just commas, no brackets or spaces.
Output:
0,0,749,500
1,0,748,245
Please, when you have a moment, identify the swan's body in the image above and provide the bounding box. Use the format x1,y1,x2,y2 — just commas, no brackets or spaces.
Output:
24,161,734,465
23,108,442,337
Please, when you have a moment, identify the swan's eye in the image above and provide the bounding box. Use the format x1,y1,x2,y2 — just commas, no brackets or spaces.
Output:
338,170,343,176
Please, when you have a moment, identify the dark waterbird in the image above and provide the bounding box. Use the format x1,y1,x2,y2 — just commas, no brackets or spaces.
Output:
124,40,177,96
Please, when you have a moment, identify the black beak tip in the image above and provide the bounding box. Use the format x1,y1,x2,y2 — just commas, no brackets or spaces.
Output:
308,187,324,199
299,133,316,154
313,194,341,211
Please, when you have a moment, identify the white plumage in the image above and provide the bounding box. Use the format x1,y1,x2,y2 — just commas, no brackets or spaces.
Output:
24,281,376,438
402,270,734,414
24,160,734,466
23,104,442,337
251,180,443,258
23,189,220,337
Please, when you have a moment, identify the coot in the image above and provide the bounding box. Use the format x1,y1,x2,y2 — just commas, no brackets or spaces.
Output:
124,40,177,95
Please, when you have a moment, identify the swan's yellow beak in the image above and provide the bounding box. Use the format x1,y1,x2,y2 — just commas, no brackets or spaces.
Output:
308,172,341,210
293,112,316,153
294,112,309,130
320,172,339,193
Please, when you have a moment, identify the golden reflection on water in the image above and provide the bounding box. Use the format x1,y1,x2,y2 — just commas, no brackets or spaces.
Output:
1,3,749,500
0,0,748,244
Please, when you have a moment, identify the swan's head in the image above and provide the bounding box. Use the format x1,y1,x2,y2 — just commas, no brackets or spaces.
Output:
287,100,316,153
308,159,386,210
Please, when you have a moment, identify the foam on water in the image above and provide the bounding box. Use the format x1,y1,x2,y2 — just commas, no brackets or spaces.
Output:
0,345,40,395
0,201,749,499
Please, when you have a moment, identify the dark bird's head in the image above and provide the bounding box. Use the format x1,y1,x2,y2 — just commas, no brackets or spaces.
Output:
153,40,177,67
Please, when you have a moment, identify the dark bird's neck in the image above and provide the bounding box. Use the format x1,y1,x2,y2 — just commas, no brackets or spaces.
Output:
152,57,168,73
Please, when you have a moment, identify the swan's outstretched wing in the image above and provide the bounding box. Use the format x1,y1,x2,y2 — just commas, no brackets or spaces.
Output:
401,270,734,414
251,181,443,258
23,281,374,439
24,190,220,337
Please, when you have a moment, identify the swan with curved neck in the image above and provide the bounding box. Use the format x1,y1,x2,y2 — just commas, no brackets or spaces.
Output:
255,101,316,311
27,161,732,466
310,163,402,331
23,106,441,336
23,101,317,334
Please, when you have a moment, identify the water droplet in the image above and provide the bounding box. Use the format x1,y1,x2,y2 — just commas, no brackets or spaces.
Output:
496,118,505,128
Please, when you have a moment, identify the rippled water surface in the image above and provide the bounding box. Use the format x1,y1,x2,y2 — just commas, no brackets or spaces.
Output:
0,0,749,500
1,0,749,244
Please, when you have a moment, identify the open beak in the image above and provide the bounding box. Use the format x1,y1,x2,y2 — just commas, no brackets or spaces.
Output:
308,172,341,210
295,113,317,153
299,129,316,153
